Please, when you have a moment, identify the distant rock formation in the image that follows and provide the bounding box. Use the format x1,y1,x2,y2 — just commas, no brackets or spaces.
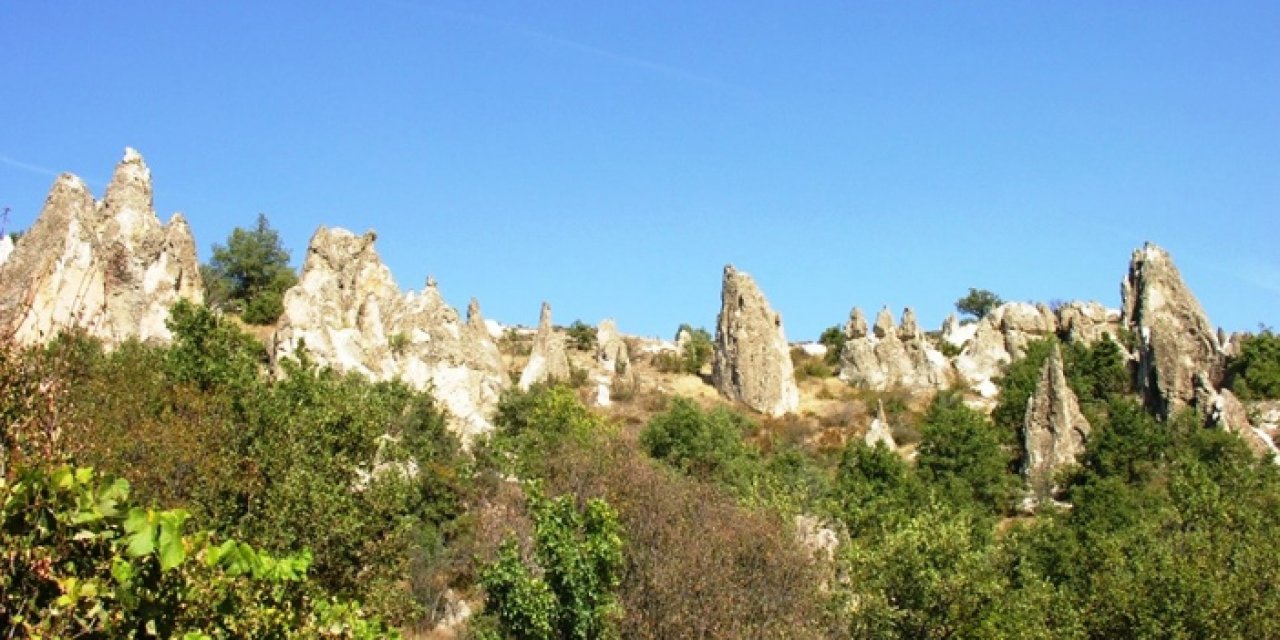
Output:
272,227,507,440
865,400,896,449
1121,243,1225,419
838,306,950,392
712,265,799,417
954,302,1060,397
0,148,202,347
596,319,630,376
518,302,573,390
1194,373,1278,459
1021,344,1091,502
1056,301,1122,344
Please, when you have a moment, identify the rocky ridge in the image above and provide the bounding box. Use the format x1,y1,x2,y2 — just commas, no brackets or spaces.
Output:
272,227,507,441
0,148,202,347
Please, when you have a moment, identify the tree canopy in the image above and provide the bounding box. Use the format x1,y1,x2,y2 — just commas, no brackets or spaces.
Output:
201,213,298,325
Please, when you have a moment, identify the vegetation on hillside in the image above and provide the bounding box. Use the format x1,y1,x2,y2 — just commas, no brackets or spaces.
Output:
3,297,1280,638
201,213,298,325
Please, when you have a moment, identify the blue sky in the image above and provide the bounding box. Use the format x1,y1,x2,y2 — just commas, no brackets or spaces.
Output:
2,1,1277,339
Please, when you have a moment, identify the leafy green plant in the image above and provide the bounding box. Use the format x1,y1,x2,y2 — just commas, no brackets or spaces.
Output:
955,288,1003,320
480,490,623,640
1227,329,1280,399
818,326,846,366
565,321,597,352
0,464,395,638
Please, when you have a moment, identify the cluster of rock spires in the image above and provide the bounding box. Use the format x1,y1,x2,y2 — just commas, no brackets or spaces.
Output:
0,148,203,347
272,226,508,440
2,149,1275,466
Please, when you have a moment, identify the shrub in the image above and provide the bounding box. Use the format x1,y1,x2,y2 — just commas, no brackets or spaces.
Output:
641,398,756,488
201,213,298,325
1227,329,1280,399
818,325,846,366
916,393,1019,514
565,320,597,352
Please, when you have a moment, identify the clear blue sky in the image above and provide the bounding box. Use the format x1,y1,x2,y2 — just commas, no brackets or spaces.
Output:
2,2,1277,339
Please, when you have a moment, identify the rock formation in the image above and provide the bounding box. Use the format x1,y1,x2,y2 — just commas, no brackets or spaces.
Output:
272,227,507,440
712,265,799,417
1121,243,1225,419
1194,373,1278,459
0,148,202,347
596,319,630,376
838,306,950,392
518,302,573,390
1022,344,1091,502
865,400,896,449
954,302,1061,397
1056,301,1123,345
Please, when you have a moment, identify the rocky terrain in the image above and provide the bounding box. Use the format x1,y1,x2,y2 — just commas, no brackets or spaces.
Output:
3,148,1277,462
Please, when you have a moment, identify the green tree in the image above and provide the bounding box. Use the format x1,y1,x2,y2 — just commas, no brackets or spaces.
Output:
641,398,757,488
818,325,846,366
916,393,1019,514
955,288,1003,320
202,213,298,325
480,490,624,640
1227,329,1280,399
565,320,597,351
676,324,714,374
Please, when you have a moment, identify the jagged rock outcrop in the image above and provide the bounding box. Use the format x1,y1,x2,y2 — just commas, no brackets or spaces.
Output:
1122,243,1225,419
838,306,950,392
0,148,203,347
1022,344,1091,501
865,400,896,449
273,227,507,440
518,302,573,390
954,302,1060,397
712,265,799,417
1194,373,1278,459
1055,301,1122,344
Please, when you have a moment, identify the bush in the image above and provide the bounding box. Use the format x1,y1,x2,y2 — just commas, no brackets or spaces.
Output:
0,464,394,638
675,324,714,375
565,320,597,352
818,325,846,366
1227,329,1280,399
641,398,757,488
916,393,1019,514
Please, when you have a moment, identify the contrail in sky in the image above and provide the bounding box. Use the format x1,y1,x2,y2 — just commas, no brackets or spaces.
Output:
0,155,61,178
375,0,745,93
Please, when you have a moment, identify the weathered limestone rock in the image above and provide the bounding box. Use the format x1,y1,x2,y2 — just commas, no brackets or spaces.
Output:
1194,373,1278,459
712,265,799,417
865,400,896,449
518,302,573,390
273,227,507,440
596,319,630,375
954,302,1060,394
0,149,203,347
838,307,950,392
1122,243,1225,419
1022,344,1091,501
1055,301,1122,345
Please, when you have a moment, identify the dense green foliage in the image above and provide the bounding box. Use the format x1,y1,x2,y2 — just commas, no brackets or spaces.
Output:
0,465,393,638
991,336,1129,439
478,490,623,640
564,321,598,352
955,288,1003,320
915,393,1020,514
201,213,298,325
1227,329,1280,399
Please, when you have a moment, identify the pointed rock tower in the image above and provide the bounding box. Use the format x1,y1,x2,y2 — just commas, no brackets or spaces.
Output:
0,148,202,346
865,400,896,449
1021,344,1091,503
712,265,799,417
1121,243,1224,419
518,302,573,390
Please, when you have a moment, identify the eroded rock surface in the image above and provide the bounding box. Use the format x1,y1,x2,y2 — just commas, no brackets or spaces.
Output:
1121,243,1224,419
518,302,573,390
1022,344,1091,502
712,265,799,417
273,227,507,440
838,306,950,392
865,400,897,449
0,235,13,267
0,148,202,346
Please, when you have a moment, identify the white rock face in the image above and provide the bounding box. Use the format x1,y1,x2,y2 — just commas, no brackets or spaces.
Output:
273,227,508,441
518,302,573,390
0,234,13,267
712,265,799,417
838,306,951,392
0,149,203,347
865,400,897,449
